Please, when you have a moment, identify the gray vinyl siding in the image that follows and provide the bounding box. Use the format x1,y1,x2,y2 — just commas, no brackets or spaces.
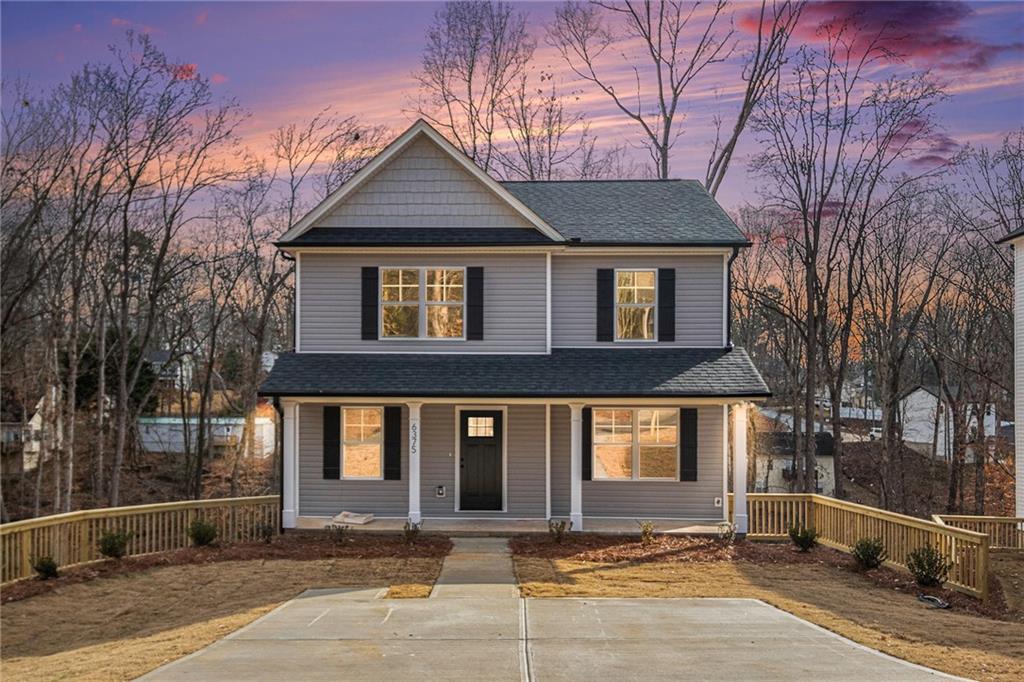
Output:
550,404,725,520
298,403,408,517
420,404,546,518
320,137,535,229
299,253,547,353
551,255,725,347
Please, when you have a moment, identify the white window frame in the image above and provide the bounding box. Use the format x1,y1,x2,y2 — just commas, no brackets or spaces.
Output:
613,268,658,342
340,406,384,480
379,266,467,341
592,407,679,481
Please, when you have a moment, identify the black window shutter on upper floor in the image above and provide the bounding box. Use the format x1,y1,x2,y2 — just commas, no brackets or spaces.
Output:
680,408,698,481
658,268,675,342
383,406,402,480
467,267,484,340
596,269,614,342
361,267,378,340
323,406,340,479
582,407,593,480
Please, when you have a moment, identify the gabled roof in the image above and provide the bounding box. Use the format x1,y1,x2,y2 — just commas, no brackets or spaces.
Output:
258,347,770,399
996,228,1024,244
277,119,564,244
282,227,556,247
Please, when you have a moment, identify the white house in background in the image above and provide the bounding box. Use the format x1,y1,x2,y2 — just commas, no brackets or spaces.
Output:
138,416,275,457
999,229,1024,516
898,385,998,462
753,431,836,496
146,350,193,389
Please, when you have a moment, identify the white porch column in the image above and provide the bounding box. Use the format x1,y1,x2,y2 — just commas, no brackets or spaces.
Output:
407,402,423,525
281,401,298,529
569,402,584,531
733,403,749,536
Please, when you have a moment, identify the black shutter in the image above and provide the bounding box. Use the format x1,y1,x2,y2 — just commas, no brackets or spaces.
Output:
680,408,698,481
361,267,378,340
322,406,340,479
596,269,614,342
383,406,402,480
582,407,593,481
658,268,675,342
467,266,484,340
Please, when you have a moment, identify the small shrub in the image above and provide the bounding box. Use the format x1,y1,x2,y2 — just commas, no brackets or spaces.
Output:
637,520,656,546
717,522,736,544
327,523,350,543
851,537,887,570
403,521,421,545
788,525,817,552
257,522,277,544
98,529,132,559
906,545,951,587
32,556,59,580
188,518,218,547
547,519,570,544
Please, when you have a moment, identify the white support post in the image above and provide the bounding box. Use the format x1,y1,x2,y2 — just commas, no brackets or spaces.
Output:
733,403,749,537
569,402,584,532
282,401,298,528
407,402,422,525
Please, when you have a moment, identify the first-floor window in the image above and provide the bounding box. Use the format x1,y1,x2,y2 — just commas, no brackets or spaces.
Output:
593,408,678,480
342,407,382,478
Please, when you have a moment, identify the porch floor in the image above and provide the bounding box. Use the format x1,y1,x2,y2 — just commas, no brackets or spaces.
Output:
294,516,727,536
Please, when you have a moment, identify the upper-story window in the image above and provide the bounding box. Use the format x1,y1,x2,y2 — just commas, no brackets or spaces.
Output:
616,270,656,340
380,267,464,339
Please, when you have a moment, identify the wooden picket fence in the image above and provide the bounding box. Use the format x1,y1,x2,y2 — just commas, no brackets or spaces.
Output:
730,493,991,600
933,515,1024,550
0,496,279,584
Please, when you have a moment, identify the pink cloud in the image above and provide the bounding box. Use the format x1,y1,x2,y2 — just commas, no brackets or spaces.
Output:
111,17,131,27
72,23,83,33
196,10,208,26
170,63,198,81
210,73,229,85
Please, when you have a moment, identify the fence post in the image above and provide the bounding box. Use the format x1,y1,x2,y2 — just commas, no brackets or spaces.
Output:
79,520,90,563
20,530,31,578
978,536,989,602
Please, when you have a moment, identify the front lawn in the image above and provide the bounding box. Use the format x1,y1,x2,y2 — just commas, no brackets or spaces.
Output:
1,533,451,681
512,534,1024,682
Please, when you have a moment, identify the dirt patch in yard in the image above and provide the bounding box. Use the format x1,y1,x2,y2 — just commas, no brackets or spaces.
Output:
1,549,448,681
2,531,451,604
513,536,1024,682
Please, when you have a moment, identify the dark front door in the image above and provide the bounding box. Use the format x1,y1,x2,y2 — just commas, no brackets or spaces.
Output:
459,410,503,511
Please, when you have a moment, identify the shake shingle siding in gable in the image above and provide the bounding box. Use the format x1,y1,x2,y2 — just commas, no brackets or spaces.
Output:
320,137,537,229
551,255,724,348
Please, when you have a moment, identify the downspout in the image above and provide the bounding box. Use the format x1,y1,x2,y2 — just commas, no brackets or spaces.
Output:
272,396,285,533
725,246,740,351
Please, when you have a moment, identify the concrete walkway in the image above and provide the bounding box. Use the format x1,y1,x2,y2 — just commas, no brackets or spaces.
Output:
141,540,960,681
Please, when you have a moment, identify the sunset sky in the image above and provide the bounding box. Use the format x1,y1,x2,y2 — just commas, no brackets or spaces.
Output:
3,1,1022,209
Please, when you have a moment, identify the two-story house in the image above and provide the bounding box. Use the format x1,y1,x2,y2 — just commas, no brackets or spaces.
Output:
259,120,769,534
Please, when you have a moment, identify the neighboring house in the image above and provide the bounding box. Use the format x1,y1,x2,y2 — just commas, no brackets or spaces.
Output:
258,120,770,533
146,350,193,389
898,385,999,462
754,431,835,496
999,229,1024,516
0,392,60,476
138,416,275,458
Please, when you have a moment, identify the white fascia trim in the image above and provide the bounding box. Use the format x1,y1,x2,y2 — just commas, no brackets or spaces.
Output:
285,396,766,406
278,120,564,243
555,247,735,256
282,246,562,255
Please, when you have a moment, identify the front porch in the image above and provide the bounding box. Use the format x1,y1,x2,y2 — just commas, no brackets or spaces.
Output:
294,516,728,536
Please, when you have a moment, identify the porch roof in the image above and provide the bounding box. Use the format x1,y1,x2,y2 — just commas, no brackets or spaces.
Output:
259,347,770,399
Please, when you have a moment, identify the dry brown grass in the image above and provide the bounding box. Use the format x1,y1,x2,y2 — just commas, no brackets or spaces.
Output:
515,553,1024,682
1,555,444,681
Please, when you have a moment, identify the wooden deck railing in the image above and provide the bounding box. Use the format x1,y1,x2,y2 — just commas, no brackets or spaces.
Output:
933,515,1024,550
730,493,990,600
0,496,279,584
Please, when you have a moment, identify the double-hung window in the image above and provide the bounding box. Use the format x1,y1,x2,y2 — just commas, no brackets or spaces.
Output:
342,407,383,479
593,408,678,480
616,270,656,340
380,267,464,339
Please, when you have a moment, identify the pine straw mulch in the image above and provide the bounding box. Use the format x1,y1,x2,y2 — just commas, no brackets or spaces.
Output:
509,533,1015,621
1,531,452,604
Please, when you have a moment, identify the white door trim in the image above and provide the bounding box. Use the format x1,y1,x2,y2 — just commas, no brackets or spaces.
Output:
453,405,508,513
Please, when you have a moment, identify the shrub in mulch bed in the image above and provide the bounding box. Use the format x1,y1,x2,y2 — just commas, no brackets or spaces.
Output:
1,532,452,604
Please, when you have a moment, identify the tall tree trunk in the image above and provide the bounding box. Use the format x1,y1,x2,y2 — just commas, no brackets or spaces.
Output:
94,305,107,501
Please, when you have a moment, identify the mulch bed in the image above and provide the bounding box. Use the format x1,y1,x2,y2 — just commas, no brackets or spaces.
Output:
509,533,1012,620
1,531,452,604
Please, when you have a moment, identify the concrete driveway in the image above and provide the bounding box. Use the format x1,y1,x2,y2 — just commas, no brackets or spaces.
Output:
141,590,956,681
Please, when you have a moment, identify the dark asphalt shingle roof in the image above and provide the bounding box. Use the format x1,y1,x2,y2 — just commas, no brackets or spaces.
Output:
282,227,556,247
501,179,749,245
259,347,769,398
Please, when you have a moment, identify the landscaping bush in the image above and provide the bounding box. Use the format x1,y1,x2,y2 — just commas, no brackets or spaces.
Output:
637,520,656,546
403,521,421,545
32,556,59,580
788,525,817,552
327,523,350,543
98,529,132,559
188,518,218,547
906,545,951,587
716,522,736,544
547,519,570,544
257,522,277,544
851,537,887,570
